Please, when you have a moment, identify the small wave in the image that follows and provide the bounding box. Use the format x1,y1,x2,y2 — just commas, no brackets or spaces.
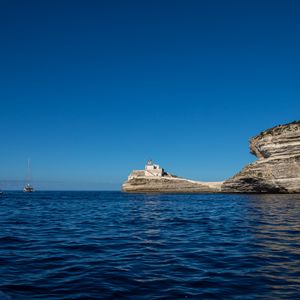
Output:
0,236,27,243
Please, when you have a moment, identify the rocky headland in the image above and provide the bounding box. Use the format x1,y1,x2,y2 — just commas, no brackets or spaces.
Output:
122,121,300,194
122,174,223,193
122,160,223,193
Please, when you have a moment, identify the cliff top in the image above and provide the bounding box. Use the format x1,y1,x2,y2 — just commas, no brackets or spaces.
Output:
249,120,300,158
252,120,300,140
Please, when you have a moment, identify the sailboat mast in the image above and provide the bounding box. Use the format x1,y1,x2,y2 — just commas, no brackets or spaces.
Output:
23,158,34,192
27,158,31,183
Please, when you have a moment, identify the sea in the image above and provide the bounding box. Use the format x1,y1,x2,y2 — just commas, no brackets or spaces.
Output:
0,191,299,300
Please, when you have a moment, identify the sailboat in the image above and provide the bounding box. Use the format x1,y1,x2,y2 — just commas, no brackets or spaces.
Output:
23,158,34,193
23,183,34,193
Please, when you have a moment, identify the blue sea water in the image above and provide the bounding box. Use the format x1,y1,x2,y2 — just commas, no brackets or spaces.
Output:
0,192,300,300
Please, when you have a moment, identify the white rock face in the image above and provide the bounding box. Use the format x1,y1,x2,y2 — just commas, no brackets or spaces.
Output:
222,121,300,193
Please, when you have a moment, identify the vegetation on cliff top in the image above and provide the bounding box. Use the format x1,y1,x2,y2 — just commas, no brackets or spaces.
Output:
250,120,300,142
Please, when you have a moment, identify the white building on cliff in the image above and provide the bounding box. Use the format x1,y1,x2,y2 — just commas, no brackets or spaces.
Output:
145,160,164,177
128,160,165,180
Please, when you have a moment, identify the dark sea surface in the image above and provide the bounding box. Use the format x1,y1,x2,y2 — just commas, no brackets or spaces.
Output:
0,192,300,300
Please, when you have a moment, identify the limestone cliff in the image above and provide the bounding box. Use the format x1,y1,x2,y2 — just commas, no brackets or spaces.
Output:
123,121,300,194
222,121,300,193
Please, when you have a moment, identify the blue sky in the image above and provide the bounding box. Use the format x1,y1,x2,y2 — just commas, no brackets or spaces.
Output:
0,0,299,190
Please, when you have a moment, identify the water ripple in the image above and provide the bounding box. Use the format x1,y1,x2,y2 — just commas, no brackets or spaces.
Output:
0,192,300,299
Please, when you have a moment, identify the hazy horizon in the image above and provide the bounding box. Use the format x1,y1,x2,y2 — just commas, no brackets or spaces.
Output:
0,179,120,191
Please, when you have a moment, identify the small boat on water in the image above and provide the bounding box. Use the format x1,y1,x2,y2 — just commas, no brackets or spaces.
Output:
23,158,35,193
23,184,34,193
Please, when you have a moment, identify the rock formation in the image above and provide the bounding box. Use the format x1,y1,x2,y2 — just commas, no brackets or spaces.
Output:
122,175,223,193
122,160,223,193
123,121,300,194
222,121,300,193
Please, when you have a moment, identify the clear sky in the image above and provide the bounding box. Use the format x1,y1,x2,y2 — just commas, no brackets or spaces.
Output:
0,0,299,190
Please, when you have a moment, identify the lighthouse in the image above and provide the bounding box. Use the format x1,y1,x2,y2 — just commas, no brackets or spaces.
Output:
145,160,164,177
